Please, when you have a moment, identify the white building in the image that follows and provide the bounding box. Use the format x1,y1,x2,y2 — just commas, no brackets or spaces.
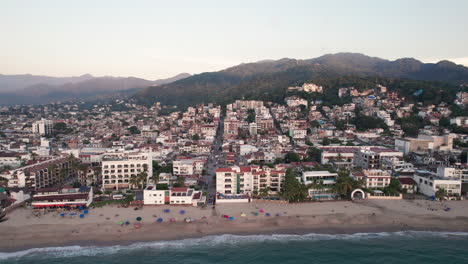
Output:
101,152,153,190
302,171,338,200
216,165,285,195
302,83,323,93
173,159,204,175
354,169,391,189
413,170,461,198
31,186,93,208
32,118,53,136
143,185,167,205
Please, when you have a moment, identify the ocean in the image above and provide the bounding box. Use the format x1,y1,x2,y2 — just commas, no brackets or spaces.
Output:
1,231,467,264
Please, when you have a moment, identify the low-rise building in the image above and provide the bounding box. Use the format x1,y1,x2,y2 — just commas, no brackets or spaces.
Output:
302,171,338,200
31,186,93,208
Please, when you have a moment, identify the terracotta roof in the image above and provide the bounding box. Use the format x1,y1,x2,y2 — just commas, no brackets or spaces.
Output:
398,177,416,185
171,187,188,192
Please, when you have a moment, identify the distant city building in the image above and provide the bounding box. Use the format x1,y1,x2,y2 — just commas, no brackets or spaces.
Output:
32,118,53,136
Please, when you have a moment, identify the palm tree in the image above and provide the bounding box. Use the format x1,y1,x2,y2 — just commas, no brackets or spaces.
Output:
130,175,140,190
435,188,447,200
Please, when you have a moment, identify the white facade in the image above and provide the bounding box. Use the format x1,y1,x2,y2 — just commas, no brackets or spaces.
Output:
362,169,391,188
101,152,153,190
216,166,285,195
414,171,462,197
32,118,53,136
143,185,167,205
173,159,204,175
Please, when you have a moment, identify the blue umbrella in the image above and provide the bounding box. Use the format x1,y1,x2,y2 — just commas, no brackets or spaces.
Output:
125,221,130,225
157,218,163,223
164,209,170,213
180,210,185,215
265,213,271,217
84,210,89,214
228,216,235,220
79,214,85,218
69,213,76,216
60,213,66,217
79,206,84,210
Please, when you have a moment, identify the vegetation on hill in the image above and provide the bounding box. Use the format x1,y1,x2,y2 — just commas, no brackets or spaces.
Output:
133,53,468,108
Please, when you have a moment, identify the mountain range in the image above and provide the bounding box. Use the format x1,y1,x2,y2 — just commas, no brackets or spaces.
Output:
0,73,191,106
134,53,468,107
2,53,468,107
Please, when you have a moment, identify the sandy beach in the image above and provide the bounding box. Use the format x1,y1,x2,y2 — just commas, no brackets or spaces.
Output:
1,200,468,252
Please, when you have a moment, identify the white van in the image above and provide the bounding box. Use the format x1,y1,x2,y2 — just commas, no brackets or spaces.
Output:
112,194,125,200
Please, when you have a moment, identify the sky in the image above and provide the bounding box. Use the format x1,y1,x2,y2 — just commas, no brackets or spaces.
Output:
1,0,467,80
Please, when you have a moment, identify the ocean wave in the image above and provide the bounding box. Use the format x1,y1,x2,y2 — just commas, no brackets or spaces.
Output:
1,231,467,260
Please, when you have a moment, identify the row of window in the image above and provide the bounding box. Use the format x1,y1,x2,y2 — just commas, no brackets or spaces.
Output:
103,164,143,169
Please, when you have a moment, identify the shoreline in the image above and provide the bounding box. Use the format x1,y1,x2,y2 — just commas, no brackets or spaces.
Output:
2,200,468,252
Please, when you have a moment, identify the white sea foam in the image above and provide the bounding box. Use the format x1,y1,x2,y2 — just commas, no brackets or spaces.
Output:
1,231,467,260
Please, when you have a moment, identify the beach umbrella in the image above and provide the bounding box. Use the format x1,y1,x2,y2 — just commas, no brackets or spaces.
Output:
118,221,123,225
134,223,141,229
259,209,265,213
180,210,186,215
228,216,235,220
240,213,246,217
136,217,142,221
84,210,89,214
164,209,170,213
60,213,66,217
80,214,85,218
125,221,130,225
79,206,84,210
170,218,176,222
70,213,76,216
253,212,259,216
157,218,163,223
265,213,271,217
185,218,191,223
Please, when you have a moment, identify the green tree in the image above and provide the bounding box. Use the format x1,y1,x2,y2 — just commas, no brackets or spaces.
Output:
284,152,301,163
192,134,200,140
332,170,363,199
128,126,141,134
281,169,308,202
435,188,447,200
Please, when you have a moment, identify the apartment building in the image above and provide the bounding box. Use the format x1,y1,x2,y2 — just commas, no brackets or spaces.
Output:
3,156,77,190
216,166,285,195
101,152,153,190
32,118,53,136
413,170,461,198
173,158,204,175
31,186,93,208
353,169,391,189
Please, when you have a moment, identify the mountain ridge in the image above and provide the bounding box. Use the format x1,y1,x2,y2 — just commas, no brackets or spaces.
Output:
133,52,468,107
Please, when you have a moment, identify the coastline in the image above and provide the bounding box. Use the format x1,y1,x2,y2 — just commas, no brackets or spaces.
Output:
2,200,468,252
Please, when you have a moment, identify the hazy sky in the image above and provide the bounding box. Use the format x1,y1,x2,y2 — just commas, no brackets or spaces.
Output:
1,0,467,79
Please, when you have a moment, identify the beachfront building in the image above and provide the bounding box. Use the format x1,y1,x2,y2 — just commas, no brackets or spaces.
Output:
143,185,167,205
302,171,338,200
354,169,391,189
32,118,53,136
101,152,153,190
413,170,462,198
3,156,77,190
31,186,93,208
216,165,285,196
